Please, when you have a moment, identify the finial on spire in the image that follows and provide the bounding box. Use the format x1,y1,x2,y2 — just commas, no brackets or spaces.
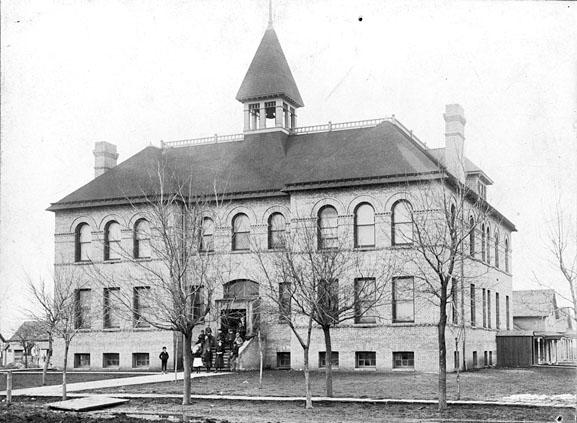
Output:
267,0,273,29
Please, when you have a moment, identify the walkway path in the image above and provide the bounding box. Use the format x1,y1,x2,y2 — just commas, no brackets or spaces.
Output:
0,371,227,397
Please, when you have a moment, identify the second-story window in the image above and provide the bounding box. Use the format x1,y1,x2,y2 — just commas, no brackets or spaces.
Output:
494,231,500,269
134,219,150,259
268,213,286,249
200,217,215,252
104,221,121,261
469,216,476,257
486,225,491,265
481,224,486,262
392,200,413,246
232,213,250,251
318,206,338,249
505,238,510,272
75,223,91,262
354,203,375,248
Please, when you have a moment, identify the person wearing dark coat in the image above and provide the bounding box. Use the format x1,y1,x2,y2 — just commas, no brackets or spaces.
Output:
202,327,214,372
214,339,225,371
225,328,235,350
159,347,169,374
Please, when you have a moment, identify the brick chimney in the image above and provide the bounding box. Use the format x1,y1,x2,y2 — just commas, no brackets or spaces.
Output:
443,104,466,183
93,141,119,178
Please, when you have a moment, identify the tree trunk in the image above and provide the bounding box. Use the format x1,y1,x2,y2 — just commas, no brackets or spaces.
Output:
438,303,448,411
322,326,333,397
42,336,53,386
303,346,313,409
182,332,192,405
62,342,69,401
258,330,263,389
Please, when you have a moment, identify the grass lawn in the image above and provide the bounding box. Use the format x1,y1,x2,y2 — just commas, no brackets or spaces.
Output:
3,397,576,423
0,371,150,391
87,366,576,402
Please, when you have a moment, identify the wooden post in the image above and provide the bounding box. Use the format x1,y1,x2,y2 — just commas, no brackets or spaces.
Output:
6,371,12,403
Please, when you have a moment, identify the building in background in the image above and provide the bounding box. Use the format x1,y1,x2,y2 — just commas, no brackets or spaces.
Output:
48,11,515,372
4,321,50,368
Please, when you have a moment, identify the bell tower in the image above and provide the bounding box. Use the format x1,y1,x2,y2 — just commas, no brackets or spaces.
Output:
236,2,303,133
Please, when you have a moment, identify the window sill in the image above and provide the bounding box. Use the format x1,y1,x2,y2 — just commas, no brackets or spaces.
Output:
354,246,376,252
354,367,376,371
230,250,250,254
77,328,92,332
135,257,152,262
74,261,92,266
392,321,415,325
392,367,415,372
353,322,378,327
103,328,121,332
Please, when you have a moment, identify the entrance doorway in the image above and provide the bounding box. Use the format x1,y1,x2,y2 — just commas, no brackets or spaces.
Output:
221,308,247,338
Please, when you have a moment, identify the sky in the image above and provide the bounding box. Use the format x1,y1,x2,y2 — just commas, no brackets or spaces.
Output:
1,0,576,335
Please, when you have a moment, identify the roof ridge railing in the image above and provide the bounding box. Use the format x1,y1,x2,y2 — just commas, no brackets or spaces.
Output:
161,116,427,148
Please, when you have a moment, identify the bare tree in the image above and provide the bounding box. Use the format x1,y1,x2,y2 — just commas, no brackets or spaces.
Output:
400,179,489,410
86,165,229,405
546,200,577,321
254,217,399,400
12,325,36,369
28,268,85,400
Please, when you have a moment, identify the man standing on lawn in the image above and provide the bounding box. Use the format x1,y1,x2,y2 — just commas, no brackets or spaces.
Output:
159,346,169,374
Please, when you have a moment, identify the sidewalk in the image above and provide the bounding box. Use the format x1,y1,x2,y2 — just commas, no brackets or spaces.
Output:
0,371,227,397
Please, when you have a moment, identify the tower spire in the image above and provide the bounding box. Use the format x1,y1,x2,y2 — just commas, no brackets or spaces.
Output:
268,0,273,29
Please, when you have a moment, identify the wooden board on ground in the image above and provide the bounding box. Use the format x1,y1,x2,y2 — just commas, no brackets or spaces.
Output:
47,396,129,412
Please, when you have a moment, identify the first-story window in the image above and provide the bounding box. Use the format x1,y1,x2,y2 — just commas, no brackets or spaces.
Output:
279,282,291,323
393,351,414,369
392,277,414,322
354,278,376,324
133,286,151,328
355,351,376,368
103,287,121,329
75,288,92,329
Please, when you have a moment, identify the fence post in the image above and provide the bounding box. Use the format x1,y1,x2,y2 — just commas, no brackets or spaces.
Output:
6,371,12,403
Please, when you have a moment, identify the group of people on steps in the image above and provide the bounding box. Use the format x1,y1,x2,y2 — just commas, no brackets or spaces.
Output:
192,327,244,372
158,327,245,373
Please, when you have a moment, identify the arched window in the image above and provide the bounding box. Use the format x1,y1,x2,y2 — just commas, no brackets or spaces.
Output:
505,238,510,272
223,279,259,299
200,217,215,252
268,213,286,249
392,200,413,246
481,223,486,262
134,219,150,258
75,223,91,262
469,216,476,256
485,225,491,265
354,203,375,248
232,213,250,251
494,231,500,269
104,221,121,261
318,206,338,249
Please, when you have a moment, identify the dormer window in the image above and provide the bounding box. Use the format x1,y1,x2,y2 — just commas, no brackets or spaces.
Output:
283,102,289,128
477,181,486,200
249,103,260,130
290,107,296,129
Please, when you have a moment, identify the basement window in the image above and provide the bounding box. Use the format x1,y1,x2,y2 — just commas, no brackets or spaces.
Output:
393,351,414,369
276,352,291,369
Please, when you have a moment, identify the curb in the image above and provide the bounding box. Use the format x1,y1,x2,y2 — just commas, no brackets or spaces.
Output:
6,392,574,409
